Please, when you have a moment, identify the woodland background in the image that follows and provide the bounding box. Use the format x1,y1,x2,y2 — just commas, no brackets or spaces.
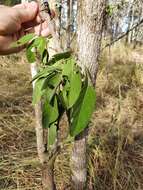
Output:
0,0,143,190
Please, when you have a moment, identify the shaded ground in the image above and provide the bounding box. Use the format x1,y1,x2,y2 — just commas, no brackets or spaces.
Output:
0,44,143,190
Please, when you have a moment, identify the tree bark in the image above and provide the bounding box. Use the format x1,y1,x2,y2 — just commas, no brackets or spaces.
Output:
42,161,57,190
126,0,134,44
71,0,106,189
55,0,62,43
71,130,88,190
77,0,106,84
66,0,73,49
22,0,57,189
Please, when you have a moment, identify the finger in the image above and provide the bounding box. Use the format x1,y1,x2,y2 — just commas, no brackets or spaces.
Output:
41,27,51,37
0,34,25,55
26,20,50,36
21,15,41,29
23,9,56,29
0,45,25,55
14,1,39,24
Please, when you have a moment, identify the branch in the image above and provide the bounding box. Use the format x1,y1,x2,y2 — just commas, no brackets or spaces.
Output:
38,0,62,52
104,18,143,49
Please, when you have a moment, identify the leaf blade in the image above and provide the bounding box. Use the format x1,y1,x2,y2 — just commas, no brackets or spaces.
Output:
12,33,36,47
32,78,45,105
42,96,59,128
26,44,36,63
70,86,96,137
48,123,57,147
68,72,82,108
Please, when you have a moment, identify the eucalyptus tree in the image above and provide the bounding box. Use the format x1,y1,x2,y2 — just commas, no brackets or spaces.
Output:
71,0,106,189
105,0,143,44
21,0,60,189
131,0,143,45
66,0,72,49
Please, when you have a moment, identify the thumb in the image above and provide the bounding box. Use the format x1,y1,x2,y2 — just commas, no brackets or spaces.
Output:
15,1,39,23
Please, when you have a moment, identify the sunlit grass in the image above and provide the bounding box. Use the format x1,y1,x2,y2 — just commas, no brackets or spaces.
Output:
0,43,143,189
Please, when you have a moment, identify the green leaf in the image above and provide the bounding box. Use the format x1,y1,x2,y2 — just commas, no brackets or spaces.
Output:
48,51,72,65
33,37,47,55
32,78,45,105
42,96,59,128
43,73,62,102
26,36,47,63
45,87,55,104
48,123,57,147
46,73,62,90
46,73,62,102
61,58,82,108
26,44,36,63
70,86,96,137
58,92,67,109
59,79,70,108
12,33,36,47
54,51,72,60
62,58,75,77
68,72,82,108
42,49,49,64
32,67,60,82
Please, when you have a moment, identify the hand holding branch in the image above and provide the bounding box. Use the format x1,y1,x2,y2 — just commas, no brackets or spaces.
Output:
0,1,53,55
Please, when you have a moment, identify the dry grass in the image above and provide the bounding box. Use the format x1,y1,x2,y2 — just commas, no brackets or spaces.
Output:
0,43,143,189
88,42,143,190
0,54,41,189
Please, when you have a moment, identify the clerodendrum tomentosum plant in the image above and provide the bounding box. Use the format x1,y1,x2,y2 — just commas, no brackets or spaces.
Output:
12,33,96,145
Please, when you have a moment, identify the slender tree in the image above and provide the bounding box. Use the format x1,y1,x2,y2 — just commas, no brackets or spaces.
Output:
71,0,106,189
66,0,73,49
22,0,60,189
126,0,134,44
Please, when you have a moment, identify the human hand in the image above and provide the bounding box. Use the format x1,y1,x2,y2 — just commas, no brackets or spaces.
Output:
0,1,52,55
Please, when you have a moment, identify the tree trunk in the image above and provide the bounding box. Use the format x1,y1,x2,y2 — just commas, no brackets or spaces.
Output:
66,0,73,49
71,0,106,189
42,161,57,190
77,0,106,84
126,0,134,44
55,0,62,43
22,0,57,189
71,130,88,190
